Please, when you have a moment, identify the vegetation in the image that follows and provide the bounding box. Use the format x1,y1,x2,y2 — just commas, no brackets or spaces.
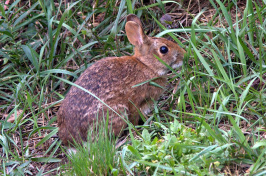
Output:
61,118,121,176
0,0,265,175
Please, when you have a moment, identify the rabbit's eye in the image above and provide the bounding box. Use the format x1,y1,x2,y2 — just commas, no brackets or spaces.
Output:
160,46,168,54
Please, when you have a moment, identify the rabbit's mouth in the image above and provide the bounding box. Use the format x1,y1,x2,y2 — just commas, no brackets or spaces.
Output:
171,61,183,69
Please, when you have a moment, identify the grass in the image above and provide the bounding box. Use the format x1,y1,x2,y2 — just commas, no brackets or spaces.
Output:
0,0,266,175
61,116,121,176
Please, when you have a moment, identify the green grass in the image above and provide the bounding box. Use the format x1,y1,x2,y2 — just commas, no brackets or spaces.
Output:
61,116,121,176
0,0,266,175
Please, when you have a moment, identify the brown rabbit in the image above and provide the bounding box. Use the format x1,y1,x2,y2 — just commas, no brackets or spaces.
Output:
57,14,185,145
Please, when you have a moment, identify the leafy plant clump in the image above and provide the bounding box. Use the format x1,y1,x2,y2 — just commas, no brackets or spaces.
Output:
122,120,229,175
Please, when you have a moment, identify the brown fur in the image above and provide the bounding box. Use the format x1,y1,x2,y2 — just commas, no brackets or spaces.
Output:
57,14,185,145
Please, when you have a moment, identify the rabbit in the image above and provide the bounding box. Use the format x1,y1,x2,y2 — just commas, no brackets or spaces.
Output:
57,14,185,146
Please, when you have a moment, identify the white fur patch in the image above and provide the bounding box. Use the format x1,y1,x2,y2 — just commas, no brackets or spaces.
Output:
172,61,183,69
158,69,168,76
67,147,77,155
141,107,151,115
158,61,183,75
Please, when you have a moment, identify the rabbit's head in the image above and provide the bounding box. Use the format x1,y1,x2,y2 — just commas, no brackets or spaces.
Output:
125,14,185,76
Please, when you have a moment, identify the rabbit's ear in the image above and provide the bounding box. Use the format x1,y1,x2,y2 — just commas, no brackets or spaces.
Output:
126,14,143,29
125,21,147,47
